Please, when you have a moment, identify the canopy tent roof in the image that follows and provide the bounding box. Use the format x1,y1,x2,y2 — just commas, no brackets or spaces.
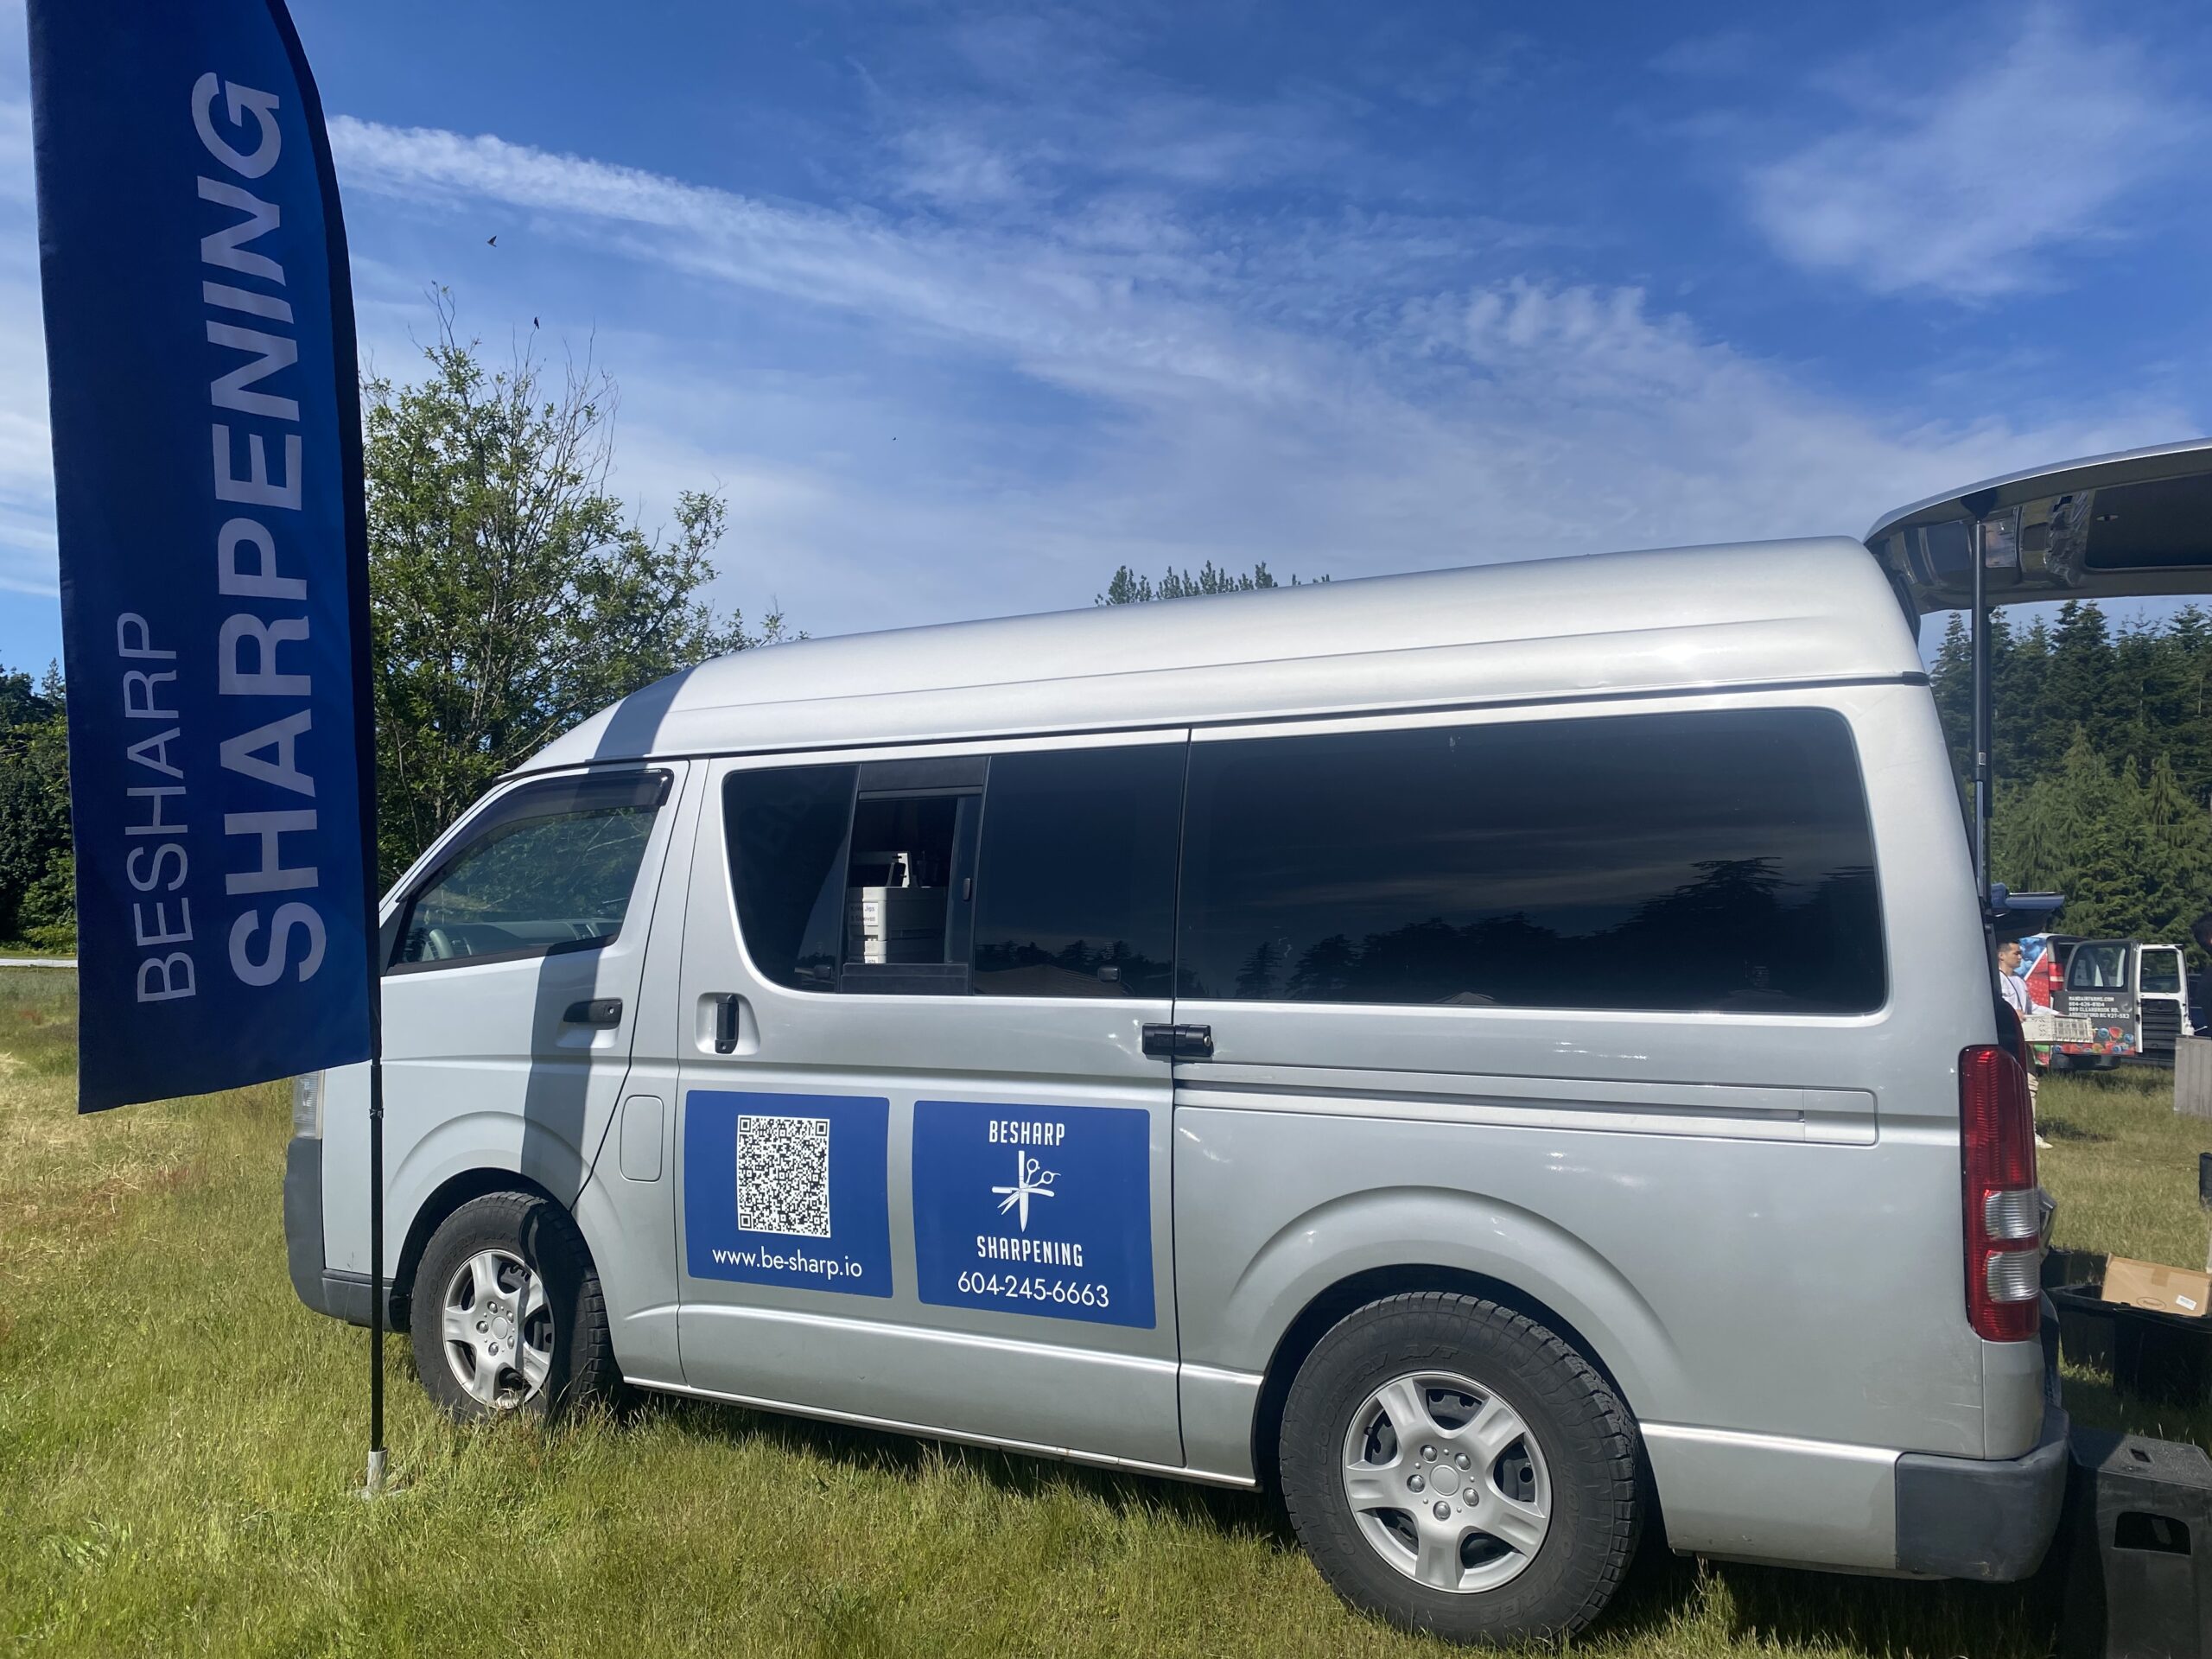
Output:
1866,438,2212,616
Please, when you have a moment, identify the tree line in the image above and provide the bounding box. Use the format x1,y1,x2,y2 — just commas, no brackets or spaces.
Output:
1096,561,1324,605
1929,603,2212,958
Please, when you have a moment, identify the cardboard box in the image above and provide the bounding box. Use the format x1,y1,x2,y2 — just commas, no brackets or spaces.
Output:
2101,1256,2212,1319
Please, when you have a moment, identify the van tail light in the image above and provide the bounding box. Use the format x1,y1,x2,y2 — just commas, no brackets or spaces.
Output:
1961,1045,2040,1341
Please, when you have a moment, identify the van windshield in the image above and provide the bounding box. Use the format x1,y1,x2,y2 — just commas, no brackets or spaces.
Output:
2141,950,2184,995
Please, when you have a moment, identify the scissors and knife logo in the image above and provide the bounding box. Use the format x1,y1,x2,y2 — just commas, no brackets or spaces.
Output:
991,1149,1058,1231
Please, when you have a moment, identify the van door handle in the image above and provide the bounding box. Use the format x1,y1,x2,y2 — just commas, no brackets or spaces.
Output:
563,997,623,1027
713,994,741,1054
1141,1022,1213,1061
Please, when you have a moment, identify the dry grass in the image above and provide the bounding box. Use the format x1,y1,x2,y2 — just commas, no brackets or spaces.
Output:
2035,1065,2212,1452
1,965,2206,1656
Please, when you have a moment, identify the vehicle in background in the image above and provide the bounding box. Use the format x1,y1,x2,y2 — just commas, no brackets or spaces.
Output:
2015,933,2082,1067
2028,937,2196,1069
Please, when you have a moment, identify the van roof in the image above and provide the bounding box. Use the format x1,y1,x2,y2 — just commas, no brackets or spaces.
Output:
521,536,1923,773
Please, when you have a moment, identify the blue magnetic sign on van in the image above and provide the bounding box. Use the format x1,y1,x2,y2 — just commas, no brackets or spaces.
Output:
683,1090,892,1297
912,1099,1154,1328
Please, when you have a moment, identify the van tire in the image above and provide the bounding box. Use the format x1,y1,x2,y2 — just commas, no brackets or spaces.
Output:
409,1192,620,1421
1278,1291,1640,1643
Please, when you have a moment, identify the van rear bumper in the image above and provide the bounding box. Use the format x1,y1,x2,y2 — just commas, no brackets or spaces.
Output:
1892,1402,2071,1580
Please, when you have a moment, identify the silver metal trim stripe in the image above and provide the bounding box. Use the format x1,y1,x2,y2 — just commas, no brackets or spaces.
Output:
1176,1065,1878,1146
626,1376,1259,1490
1642,1421,1902,1466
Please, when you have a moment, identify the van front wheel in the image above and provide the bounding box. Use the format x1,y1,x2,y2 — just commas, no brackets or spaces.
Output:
409,1192,619,1421
1279,1291,1640,1643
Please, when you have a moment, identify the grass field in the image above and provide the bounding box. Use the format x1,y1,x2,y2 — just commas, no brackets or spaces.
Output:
3,966,2209,1657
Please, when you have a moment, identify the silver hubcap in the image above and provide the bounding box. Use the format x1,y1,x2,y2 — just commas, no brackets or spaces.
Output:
1340,1370,1552,1593
441,1248,552,1410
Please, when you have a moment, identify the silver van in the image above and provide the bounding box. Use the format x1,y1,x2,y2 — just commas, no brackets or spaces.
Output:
285,535,2064,1643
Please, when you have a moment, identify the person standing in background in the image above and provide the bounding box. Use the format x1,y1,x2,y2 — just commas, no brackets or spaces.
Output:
1997,939,2052,1150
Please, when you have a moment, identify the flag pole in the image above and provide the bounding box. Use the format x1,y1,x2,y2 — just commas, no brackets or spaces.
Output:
367,1049,385,1495
257,0,386,1502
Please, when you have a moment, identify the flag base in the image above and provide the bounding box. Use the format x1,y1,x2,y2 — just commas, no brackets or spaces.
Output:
363,1446,387,1498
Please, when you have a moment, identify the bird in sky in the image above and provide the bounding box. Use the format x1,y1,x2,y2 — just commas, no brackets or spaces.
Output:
486,234,497,246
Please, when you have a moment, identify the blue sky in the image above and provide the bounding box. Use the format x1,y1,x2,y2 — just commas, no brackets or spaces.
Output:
1,0,2209,670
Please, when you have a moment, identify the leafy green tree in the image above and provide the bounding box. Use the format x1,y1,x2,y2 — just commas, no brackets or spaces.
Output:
1096,560,1326,605
0,664,73,947
366,301,788,880
1992,731,2156,943
1992,773,2072,898
1936,601,2212,962
1929,612,1972,797
2042,602,2114,757
2139,752,2212,944
2164,605,2212,792
2050,734,2146,940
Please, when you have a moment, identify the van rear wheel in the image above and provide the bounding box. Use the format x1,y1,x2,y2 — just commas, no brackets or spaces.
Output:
409,1192,619,1421
1279,1291,1640,1643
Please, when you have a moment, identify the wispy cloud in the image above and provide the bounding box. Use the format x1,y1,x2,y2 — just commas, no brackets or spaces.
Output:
0,1,2200,665
327,105,2187,642
1745,5,2199,299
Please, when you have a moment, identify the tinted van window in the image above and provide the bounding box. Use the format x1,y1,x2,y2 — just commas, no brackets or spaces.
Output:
726,764,858,990
971,744,1183,998
1179,709,1882,1014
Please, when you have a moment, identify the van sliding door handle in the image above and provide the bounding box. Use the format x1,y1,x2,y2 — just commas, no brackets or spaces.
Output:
563,997,624,1027
1141,1022,1213,1061
713,994,741,1054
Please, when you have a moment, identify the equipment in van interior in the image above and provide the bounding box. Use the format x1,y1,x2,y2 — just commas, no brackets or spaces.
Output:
836,773,982,994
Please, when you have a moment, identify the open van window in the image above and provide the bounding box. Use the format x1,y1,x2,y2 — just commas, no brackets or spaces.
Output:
2140,948,2183,995
839,760,983,995
724,743,1183,998
389,770,671,971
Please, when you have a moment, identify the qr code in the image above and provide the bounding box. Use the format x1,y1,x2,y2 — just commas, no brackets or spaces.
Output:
736,1115,831,1237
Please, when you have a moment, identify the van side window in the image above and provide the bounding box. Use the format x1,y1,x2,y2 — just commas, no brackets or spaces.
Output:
724,764,859,990
1179,709,1884,1014
971,744,1184,998
391,771,671,972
